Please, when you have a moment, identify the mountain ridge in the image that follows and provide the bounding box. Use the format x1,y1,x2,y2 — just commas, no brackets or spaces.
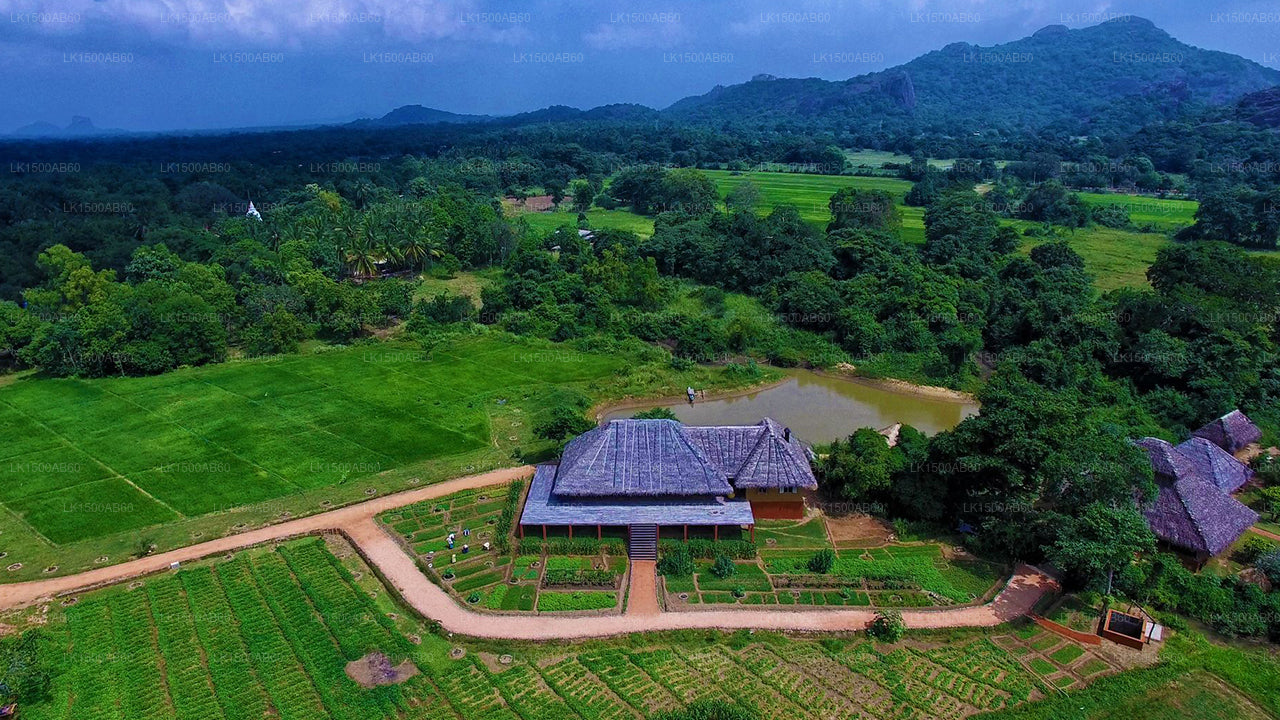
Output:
661,16,1280,135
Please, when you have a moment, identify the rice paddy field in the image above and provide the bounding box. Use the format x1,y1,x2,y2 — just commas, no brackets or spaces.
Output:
7,532,1278,720
0,332,758,582
3,534,1079,720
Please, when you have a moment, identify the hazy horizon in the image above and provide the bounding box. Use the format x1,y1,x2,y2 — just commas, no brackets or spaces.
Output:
5,0,1280,133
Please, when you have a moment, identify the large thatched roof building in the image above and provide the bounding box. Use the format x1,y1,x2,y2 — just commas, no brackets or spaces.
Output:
1135,430,1258,560
519,418,817,556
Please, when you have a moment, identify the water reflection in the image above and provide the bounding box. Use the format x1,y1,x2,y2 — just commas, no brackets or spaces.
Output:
602,370,979,443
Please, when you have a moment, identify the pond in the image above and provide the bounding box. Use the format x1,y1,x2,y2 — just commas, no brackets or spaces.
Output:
601,370,979,444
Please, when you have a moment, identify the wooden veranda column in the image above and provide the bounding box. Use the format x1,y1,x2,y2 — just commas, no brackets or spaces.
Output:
568,525,573,539
750,524,755,543
519,524,524,539
597,524,601,540
683,525,688,541
542,524,547,541
714,525,719,541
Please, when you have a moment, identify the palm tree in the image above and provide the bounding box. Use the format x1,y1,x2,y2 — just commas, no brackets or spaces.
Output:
399,227,442,271
275,222,304,253
345,233,379,279
362,211,400,271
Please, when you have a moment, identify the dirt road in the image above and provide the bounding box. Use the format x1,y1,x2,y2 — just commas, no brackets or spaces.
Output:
0,465,1058,639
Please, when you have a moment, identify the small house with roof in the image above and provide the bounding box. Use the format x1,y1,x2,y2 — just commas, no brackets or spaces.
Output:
1192,409,1263,456
1135,433,1258,562
518,418,817,558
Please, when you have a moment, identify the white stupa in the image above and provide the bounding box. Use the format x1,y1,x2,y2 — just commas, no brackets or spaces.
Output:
246,199,262,221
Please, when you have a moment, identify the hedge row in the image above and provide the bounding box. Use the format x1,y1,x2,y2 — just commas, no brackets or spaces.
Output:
494,480,523,554
543,568,617,587
659,539,757,559
771,574,864,589
517,537,627,556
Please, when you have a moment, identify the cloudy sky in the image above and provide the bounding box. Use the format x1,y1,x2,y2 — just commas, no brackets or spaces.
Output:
3,0,1280,132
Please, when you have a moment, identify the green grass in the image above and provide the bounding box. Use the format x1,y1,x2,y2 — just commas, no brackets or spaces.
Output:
412,268,500,304
1076,192,1198,230
536,590,617,612
1078,658,1110,677
512,206,656,238
1020,225,1172,291
1050,644,1085,665
15,534,1280,720
988,633,1280,720
755,517,830,551
1028,657,1057,676
765,544,1001,603
0,330,770,580
694,561,773,592
702,169,924,244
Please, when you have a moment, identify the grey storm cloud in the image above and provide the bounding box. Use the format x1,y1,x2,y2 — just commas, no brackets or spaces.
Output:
2,0,1279,132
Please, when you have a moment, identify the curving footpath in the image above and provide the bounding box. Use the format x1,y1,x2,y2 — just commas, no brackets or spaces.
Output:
0,466,1059,639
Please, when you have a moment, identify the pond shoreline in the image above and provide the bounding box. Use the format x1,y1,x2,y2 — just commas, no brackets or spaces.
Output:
592,368,979,435
590,376,792,423
812,368,978,404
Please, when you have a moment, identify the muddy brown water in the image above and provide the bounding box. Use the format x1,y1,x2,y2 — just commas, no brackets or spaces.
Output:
601,370,979,443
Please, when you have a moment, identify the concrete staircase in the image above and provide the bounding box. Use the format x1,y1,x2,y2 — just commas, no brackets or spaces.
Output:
628,524,658,560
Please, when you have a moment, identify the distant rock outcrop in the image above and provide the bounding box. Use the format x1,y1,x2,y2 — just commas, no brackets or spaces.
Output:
1237,86,1280,128
11,116,123,138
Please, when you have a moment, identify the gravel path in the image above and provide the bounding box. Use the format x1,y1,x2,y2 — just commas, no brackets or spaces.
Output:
0,465,1058,639
0,466,535,611
625,560,660,616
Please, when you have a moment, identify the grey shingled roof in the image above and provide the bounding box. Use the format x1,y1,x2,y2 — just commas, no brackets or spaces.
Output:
1192,410,1263,454
520,464,756,526
553,418,818,499
1136,436,1259,556
553,419,731,497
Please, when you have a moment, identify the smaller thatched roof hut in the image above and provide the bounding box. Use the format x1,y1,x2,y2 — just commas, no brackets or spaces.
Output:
1192,409,1262,454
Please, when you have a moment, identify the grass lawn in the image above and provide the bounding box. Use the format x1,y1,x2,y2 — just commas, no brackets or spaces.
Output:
536,590,617,612
0,331,772,581
1019,224,1173,291
694,561,773,593
412,268,500,305
702,169,924,244
1076,192,1198,231
764,543,1002,603
510,206,656,238
755,517,830,551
